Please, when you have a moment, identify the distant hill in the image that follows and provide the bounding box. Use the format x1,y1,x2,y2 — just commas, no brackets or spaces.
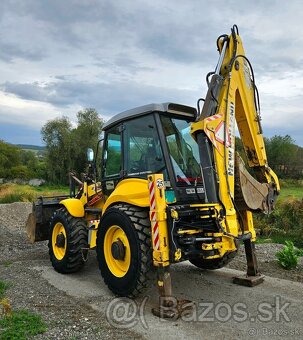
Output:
16,144,45,151
16,144,45,156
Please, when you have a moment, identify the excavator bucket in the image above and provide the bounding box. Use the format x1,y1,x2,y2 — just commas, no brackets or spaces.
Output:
26,196,68,243
234,154,276,213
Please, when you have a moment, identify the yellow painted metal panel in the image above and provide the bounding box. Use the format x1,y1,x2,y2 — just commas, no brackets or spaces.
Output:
102,178,150,213
60,198,85,218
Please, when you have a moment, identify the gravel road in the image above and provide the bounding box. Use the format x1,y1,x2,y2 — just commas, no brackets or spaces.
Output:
0,202,302,339
0,203,141,339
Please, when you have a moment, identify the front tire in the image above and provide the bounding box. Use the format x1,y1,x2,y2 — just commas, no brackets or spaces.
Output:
48,207,88,273
96,204,153,297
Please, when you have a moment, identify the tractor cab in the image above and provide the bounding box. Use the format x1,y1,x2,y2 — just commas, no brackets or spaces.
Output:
101,103,205,204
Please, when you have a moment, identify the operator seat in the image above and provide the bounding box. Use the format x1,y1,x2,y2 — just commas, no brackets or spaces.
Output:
139,146,157,173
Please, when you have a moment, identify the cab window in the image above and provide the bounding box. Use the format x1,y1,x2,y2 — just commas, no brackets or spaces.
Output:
104,126,121,177
124,115,167,179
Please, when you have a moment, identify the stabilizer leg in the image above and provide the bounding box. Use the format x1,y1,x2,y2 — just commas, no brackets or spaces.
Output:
152,266,193,319
233,239,264,287
148,174,193,318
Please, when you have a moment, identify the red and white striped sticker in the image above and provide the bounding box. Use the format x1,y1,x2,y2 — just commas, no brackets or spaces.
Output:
148,181,160,250
205,129,218,149
214,120,231,147
206,113,222,122
205,113,224,150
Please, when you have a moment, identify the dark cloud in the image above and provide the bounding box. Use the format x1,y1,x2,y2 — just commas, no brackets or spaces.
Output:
0,0,298,72
1,81,60,104
0,42,47,63
0,0,219,66
113,55,154,73
1,79,198,115
23,0,118,25
92,57,154,79
0,0,300,68
0,0,302,146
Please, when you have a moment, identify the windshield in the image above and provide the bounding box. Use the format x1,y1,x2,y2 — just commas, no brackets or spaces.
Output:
161,115,202,185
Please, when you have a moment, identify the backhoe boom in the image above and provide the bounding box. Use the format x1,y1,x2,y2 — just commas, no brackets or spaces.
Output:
191,25,280,214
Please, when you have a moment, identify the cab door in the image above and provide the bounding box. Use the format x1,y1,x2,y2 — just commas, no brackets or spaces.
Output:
101,124,123,197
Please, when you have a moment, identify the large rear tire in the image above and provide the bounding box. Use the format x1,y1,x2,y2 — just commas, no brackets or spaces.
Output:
189,251,237,270
48,207,88,273
96,204,153,297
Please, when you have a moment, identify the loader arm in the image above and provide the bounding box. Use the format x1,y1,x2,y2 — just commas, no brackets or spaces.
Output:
191,25,280,214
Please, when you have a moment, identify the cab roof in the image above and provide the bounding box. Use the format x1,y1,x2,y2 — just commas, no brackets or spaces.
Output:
103,102,197,130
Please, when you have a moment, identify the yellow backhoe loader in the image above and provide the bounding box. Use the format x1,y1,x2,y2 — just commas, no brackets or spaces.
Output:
27,25,280,318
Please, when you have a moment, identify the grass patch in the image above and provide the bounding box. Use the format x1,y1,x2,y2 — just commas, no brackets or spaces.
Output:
0,282,9,299
0,310,47,339
0,280,47,339
256,235,300,246
278,187,303,201
0,183,68,203
2,262,12,268
278,179,303,201
33,184,68,193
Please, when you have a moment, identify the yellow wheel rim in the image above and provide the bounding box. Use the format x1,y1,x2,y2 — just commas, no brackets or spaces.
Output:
104,225,131,278
52,222,67,260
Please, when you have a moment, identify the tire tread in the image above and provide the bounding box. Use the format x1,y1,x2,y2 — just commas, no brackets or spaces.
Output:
48,207,88,273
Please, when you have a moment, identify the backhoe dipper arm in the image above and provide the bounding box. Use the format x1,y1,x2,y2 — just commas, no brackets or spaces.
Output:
191,25,280,214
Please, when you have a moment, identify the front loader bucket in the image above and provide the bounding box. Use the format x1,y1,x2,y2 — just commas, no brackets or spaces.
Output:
26,196,68,243
26,211,39,243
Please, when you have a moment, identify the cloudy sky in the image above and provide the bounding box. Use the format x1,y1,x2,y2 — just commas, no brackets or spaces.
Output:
0,0,302,146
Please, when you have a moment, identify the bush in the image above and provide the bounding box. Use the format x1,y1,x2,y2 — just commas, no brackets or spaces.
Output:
254,197,303,245
275,241,299,269
10,165,32,180
275,198,303,236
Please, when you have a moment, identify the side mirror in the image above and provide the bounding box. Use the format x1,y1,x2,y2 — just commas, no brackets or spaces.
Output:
87,148,94,162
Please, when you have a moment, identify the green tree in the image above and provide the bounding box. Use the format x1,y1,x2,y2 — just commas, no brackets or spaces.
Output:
265,135,298,177
71,108,104,175
41,117,72,184
235,136,246,160
10,165,31,179
0,140,46,179
41,109,104,184
20,150,39,177
0,140,21,177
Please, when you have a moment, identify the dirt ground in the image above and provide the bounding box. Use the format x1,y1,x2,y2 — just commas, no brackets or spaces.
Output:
227,243,303,283
0,202,302,339
0,203,140,339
